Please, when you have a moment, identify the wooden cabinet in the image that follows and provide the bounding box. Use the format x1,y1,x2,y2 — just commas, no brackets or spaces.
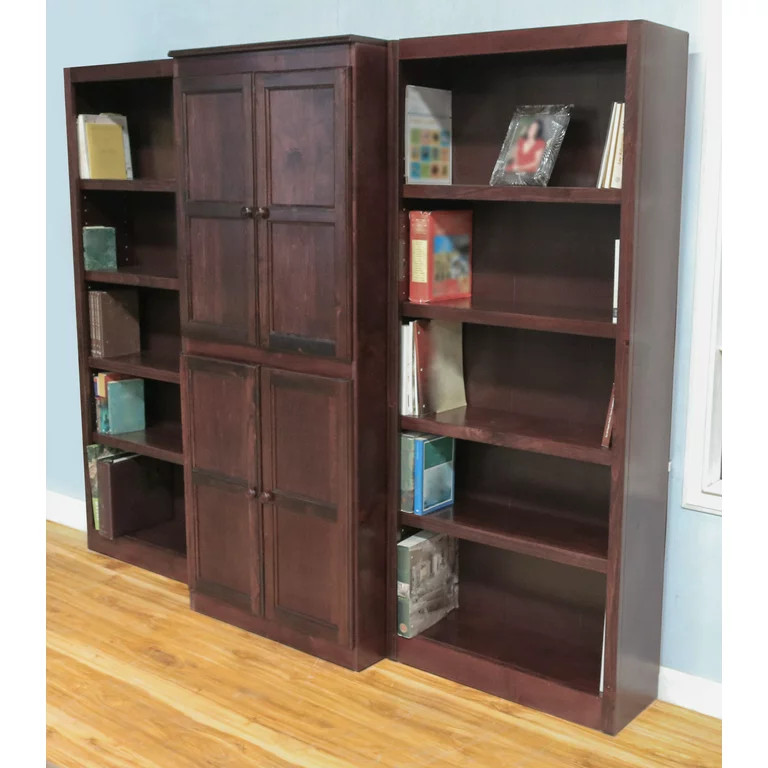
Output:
173,36,389,670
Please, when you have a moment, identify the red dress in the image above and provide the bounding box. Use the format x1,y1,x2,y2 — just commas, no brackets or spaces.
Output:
507,138,545,171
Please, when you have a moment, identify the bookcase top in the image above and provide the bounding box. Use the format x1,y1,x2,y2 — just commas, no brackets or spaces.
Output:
169,35,386,58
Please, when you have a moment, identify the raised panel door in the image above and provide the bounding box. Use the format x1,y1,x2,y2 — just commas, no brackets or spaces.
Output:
260,368,352,645
178,74,257,344
254,69,350,359
183,355,262,613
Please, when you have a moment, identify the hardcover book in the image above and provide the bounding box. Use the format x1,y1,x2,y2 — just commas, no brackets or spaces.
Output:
96,454,173,540
88,289,140,358
397,530,458,638
77,113,133,180
400,431,455,515
409,210,472,303
404,86,452,184
86,444,128,531
83,226,117,271
106,378,145,434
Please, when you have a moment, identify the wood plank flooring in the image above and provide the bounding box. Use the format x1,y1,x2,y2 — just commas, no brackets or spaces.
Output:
46,522,722,767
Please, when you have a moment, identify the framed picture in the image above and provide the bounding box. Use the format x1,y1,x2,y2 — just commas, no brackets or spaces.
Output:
490,105,572,187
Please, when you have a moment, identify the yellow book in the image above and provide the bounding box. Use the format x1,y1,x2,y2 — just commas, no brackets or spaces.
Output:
85,122,127,179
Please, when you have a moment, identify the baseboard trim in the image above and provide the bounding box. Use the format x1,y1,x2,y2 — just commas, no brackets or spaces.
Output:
658,666,721,719
46,491,87,532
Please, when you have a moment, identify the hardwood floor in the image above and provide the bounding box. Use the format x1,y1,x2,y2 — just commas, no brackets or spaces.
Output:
46,522,721,767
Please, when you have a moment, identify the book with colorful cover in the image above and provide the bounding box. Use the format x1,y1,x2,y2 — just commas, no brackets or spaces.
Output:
400,431,455,515
405,86,452,184
409,210,472,303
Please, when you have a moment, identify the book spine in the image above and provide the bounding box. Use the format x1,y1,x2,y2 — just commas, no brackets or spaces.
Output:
77,115,90,180
96,460,114,539
612,240,620,324
601,383,616,449
610,104,625,189
596,103,617,188
414,438,425,514
89,292,103,357
409,211,432,303
602,102,622,189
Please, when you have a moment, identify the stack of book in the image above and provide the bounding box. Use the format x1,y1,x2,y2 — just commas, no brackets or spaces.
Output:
77,113,133,180
93,373,145,435
597,102,625,189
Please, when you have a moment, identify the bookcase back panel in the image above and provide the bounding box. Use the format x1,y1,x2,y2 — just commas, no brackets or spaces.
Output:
82,191,177,278
74,78,175,180
143,380,182,427
462,326,614,426
454,442,610,527
139,290,181,359
401,46,626,187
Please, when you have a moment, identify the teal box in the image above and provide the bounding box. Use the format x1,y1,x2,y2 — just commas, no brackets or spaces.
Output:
106,378,145,434
83,226,117,271
400,432,455,515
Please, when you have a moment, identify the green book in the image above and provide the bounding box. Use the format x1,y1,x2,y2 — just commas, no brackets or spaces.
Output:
106,378,145,434
400,432,455,515
397,530,458,638
83,226,117,271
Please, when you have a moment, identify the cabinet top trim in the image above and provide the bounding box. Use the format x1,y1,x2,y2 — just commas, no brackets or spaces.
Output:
169,35,386,58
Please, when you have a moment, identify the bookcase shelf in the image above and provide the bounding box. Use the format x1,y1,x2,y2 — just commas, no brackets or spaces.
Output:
85,268,179,291
403,185,621,204
399,498,608,572
93,421,184,465
80,178,176,193
89,351,180,383
401,299,617,338
401,406,611,465
389,20,688,734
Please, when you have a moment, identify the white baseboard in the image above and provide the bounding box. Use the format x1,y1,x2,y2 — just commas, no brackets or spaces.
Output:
658,666,721,719
46,491,87,532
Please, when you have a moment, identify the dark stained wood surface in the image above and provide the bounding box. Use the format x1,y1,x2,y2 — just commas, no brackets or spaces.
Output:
93,422,183,465
88,351,180,383
170,35,385,57
85,269,179,291
403,185,622,204
68,59,172,83
79,179,176,192
399,496,608,572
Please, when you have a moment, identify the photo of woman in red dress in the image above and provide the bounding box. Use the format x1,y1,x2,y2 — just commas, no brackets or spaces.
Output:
505,119,546,174
490,105,572,187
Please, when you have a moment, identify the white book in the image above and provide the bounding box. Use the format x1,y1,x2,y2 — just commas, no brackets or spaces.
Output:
602,102,624,189
400,324,409,415
76,113,134,180
610,103,625,189
401,322,416,416
596,103,618,188
405,85,452,185
613,239,620,324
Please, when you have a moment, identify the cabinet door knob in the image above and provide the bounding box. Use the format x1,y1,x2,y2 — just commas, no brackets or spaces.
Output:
256,206,270,219
246,487,258,498
240,206,254,218
259,490,275,503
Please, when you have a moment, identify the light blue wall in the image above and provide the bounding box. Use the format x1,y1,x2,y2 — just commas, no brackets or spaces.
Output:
46,0,720,682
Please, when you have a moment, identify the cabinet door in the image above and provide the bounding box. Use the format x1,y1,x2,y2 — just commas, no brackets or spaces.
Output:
178,75,257,344
254,69,351,359
260,368,352,646
183,355,262,613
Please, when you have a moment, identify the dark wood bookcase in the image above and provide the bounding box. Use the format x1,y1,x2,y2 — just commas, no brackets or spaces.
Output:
64,59,187,582
387,21,688,733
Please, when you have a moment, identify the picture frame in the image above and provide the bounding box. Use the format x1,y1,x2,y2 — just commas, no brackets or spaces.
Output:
489,104,572,187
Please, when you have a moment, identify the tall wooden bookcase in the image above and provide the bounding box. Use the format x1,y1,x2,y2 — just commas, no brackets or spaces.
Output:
387,21,688,733
64,60,187,582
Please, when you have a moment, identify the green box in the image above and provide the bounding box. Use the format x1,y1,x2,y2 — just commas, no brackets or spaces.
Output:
400,431,455,515
83,226,117,271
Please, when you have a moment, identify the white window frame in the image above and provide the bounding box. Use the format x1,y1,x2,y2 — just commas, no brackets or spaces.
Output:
683,0,722,515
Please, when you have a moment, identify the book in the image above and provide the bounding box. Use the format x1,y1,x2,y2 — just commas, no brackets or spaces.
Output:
400,432,455,515
409,210,472,303
88,289,140,358
405,85,452,184
106,378,145,434
602,383,616,449
612,239,620,324
597,102,625,189
85,444,128,531
96,454,174,540
400,322,415,416
77,113,133,180
83,226,117,271
397,530,458,638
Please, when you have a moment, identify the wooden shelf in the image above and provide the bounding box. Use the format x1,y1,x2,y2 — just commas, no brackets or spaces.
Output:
80,179,176,193
401,406,611,465
93,422,183,465
397,580,604,694
85,267,179,291
402,185,621,204
401,299,617,338
400,498,608,572
89,352,180,384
